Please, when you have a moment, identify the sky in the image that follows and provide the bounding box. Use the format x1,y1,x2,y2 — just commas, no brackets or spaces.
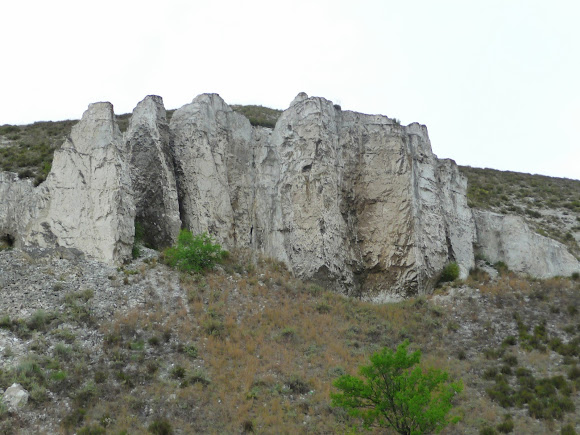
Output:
1,0,578,180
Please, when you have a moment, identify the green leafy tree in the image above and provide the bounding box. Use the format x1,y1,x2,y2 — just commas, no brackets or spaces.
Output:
331,341,463,434
163,230,227,273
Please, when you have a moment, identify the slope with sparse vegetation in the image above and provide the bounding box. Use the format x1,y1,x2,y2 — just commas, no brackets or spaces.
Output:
460,166,580,258
1,245,579,434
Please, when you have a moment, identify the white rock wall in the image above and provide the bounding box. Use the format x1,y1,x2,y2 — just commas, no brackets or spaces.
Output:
473,210,579,278
24,102,135,263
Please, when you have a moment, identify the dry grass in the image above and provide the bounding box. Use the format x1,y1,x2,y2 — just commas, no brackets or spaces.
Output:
1,252,579,434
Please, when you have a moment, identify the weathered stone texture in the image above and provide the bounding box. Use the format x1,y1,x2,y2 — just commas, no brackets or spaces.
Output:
1,92,577,295
126,95,181,249
170,94,254,248
0,173,43,248
24,102,135,263
473,210,579,278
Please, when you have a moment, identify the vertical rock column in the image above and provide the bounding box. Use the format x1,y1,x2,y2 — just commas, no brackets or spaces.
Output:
24,102,135,263
339,111,417,297
170,94,254,249
126,95,181,249
268,94,354,288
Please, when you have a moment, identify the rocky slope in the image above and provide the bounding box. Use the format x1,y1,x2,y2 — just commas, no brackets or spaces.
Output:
0,247,579,434
1,93,578,299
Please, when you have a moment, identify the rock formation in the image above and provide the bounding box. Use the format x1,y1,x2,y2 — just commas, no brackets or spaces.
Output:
168,93,478,298
127,96,181,249
0,172,41,249
3,103,135,263
473,210,579,278
1,92,578,299
2,383,29,410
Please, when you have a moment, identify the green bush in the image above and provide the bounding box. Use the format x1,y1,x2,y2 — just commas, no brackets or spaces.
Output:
496,414,514,433
148,418,173,435
439,262,460,283
163,230,227,273
331,340,463,434
561,423,577,435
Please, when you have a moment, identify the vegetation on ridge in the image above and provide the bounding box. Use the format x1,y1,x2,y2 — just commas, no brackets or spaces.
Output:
460,166,580,258
0,105,279,185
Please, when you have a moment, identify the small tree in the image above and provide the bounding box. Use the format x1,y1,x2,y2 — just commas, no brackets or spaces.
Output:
163,230,227,273
331,341,462,434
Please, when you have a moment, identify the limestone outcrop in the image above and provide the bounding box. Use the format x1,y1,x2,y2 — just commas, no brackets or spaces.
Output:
167,93,477,297
473,210,579,278
0,173,42,248
1,92,577,297
170,94,255,248
24,103,135,263
127,96,180,249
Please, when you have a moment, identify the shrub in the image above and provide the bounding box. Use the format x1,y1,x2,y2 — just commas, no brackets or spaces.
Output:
78,425,106,435
494,262,509,275
132,221,144,259
561,423,577,435
163,230,227,273
148,418,173,435
331,340,462,433
439,262,460,283
170,365,186,379
496,414,514,433
502,336,517,346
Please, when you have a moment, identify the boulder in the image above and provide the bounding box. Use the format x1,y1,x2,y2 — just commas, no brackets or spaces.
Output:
126,95,181,249
2,383,29,410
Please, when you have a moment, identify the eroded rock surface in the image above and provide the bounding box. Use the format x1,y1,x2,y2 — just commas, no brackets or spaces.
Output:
127,95,180,249
0,173,43,248
170,94,254,248
24,103,135,263
168,93,477,297
1,92,577,296
473,210,579,278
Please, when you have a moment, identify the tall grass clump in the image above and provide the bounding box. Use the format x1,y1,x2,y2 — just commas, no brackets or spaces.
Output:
163,230,227,273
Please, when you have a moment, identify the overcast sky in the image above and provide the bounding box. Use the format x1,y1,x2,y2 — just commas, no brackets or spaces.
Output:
1,0,578,179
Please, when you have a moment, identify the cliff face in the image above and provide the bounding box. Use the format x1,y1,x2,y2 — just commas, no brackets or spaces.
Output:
1,93,578,298
127,95,181,250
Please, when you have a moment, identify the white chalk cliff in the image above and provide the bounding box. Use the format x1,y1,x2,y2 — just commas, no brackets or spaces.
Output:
1,93,578,299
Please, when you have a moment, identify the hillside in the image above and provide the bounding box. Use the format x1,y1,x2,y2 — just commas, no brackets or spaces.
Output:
460,166,580,259
1,99,579,434
1,247,579,434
